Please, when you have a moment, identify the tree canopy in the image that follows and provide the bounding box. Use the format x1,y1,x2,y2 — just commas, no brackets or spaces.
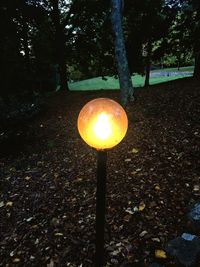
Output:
0,0,199,99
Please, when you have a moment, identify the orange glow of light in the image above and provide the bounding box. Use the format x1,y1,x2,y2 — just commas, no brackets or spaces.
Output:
77,98,128,150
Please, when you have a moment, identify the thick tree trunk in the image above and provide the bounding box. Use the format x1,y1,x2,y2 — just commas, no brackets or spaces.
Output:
144,65,150,87
111,0,134,107
194,51,200,79
144,41,152,87
51,0,69,91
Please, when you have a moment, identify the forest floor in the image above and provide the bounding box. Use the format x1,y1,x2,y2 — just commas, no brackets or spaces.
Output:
0,78,200,267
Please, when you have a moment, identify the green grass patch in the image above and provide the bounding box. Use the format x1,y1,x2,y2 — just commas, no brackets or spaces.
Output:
151,66,194,73
69,66,194,91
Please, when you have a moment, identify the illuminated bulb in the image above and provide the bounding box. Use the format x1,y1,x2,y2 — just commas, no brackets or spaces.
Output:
77,98,128,150
93,113,112,140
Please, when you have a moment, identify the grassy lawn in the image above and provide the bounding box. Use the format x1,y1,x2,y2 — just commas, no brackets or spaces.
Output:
151,66,194,72
69,66,194,91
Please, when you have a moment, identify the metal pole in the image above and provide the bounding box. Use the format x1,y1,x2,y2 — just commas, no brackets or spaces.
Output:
95,150,107,267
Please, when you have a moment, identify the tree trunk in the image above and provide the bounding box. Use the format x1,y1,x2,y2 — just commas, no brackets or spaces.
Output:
194,51,200,79
51,0,69,91
160,58,164,69
144,41,152,87
177,54,180,71
144,65,150,87
111,0,134,107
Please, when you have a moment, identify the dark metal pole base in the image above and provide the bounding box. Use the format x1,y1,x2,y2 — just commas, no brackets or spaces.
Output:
95,150,107,267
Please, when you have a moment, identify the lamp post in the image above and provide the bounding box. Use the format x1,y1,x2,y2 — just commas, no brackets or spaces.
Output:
77,98,128,267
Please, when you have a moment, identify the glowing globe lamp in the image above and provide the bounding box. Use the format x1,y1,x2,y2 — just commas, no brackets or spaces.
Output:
77,98,128,150
77,98,128,267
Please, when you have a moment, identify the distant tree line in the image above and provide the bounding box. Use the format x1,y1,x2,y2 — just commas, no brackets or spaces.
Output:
0,0,199,100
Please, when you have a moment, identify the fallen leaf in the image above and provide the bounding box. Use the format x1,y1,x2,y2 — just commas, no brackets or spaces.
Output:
6,201,13,207
139,202,146,211
133,206,139,212
139,230,148,237
125,208,134,215
54,232,63,236
10,251,15,257
0,201,4,208
155,249,167,259
26,217,33,222
193,185,199,191
155,185,161,190
111,250,120,256
131,148,139,154
125,159,131,162
34,238,39,245
13,258,20,263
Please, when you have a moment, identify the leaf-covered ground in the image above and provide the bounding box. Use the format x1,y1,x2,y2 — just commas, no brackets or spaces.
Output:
0,78,200,267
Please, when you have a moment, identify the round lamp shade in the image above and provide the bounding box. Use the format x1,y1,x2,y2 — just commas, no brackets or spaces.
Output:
77,98,128,150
